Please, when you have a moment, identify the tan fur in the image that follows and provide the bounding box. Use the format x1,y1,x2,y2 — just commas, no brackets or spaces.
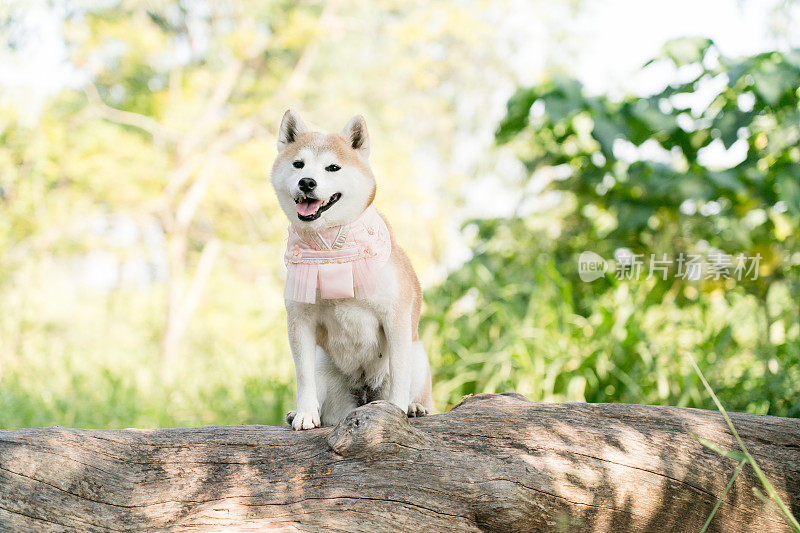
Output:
275,132,372,176
380,213,422,342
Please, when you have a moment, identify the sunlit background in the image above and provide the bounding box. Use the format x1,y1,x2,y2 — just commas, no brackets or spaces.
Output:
1,0,798,428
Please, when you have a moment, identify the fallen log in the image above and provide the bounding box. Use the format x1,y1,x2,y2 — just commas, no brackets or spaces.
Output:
0,393,798,532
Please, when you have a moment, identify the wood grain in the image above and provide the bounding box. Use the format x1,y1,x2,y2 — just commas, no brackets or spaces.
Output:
0,393,798,532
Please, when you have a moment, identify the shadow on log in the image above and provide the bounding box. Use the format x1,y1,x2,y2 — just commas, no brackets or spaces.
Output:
0,393,798,532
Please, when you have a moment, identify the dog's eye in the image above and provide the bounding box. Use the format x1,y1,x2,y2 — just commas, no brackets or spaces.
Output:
293,160,304,169
325,164,341,172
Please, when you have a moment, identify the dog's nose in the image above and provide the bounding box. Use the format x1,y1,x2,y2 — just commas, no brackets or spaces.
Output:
298,178,316,193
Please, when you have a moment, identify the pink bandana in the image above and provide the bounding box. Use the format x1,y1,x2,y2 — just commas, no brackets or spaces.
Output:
284,204,391,303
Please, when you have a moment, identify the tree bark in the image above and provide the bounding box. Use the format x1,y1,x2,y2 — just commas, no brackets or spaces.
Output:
0,393,798,532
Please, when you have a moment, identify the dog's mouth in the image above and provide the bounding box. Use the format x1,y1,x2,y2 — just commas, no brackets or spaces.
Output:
294,193,342,221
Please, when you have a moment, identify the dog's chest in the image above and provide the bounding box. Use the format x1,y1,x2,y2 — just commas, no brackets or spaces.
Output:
318,298,385,377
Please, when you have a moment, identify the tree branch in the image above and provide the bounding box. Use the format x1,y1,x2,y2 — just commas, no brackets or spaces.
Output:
84,84,180,144
0,395,797,531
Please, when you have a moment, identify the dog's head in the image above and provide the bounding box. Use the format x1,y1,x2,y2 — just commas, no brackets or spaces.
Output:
270,110,376,230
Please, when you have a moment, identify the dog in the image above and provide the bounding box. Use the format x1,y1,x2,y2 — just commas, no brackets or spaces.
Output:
270,110,433,430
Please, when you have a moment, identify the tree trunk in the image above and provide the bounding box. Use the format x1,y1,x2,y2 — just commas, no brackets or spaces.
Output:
0,393,798,532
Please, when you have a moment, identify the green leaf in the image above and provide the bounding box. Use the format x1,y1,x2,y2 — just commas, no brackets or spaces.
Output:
592,115,624,155
659,37,714,67
692,434,747,461
707,170,744,194
496,87,539,143
700,458,747,533
776,171,800,216
714,108,751,148
752,60,797,106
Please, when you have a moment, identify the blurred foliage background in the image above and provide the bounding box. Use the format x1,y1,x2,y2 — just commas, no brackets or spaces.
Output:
0,0,798,428
425,39,800,417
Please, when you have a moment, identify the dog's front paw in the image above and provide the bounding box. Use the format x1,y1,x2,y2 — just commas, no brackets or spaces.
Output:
290,409,321,430
406,402,429,418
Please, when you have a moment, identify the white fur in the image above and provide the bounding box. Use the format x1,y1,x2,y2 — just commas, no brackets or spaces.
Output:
271,110,432,430
272,145,370,232
285,263,430,427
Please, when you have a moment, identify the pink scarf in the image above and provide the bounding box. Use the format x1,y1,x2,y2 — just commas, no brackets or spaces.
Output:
284,204,391,303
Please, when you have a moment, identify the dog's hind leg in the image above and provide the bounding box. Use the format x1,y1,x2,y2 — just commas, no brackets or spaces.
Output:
407,341,432,417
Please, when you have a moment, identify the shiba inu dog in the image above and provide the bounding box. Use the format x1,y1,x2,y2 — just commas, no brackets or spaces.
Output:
271,110,433,430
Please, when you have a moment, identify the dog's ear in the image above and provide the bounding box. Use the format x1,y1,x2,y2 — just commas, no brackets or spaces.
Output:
340,115,370,158
277,109,308,153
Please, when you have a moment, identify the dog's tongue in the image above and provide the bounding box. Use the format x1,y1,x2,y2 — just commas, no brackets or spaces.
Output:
296,199,322,216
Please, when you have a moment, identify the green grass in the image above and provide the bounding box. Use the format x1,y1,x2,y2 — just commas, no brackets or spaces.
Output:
689,354,800,532
0,268,295,429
